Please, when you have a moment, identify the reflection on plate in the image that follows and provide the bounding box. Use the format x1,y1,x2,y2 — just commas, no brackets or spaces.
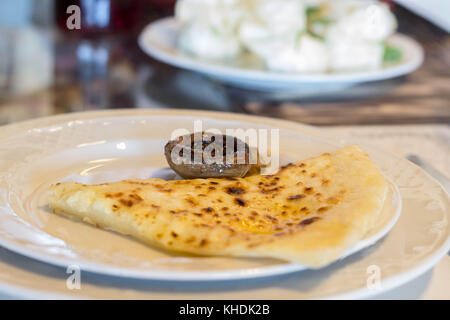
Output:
138,18,424,90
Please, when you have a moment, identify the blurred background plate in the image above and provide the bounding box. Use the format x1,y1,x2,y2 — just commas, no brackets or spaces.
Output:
138,18,424,91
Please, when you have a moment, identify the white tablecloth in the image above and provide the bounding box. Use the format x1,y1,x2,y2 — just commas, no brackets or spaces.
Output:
326,124,449,299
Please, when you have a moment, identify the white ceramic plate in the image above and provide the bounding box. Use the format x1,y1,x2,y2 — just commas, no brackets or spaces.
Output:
0,111,400,281
138,18,424,90
0,110,448,300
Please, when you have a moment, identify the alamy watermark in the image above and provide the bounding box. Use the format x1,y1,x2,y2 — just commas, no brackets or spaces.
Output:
169,120,280,175
66,5,81,30
66,264,81,290
366,264,382,290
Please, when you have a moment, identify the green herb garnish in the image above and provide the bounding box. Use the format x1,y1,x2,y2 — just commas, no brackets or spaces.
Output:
383,45,402,62
306,6,320,17
306,5,332,40
295,30,306,47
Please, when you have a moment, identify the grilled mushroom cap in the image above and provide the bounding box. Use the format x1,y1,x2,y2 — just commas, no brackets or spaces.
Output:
164,132,254,179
